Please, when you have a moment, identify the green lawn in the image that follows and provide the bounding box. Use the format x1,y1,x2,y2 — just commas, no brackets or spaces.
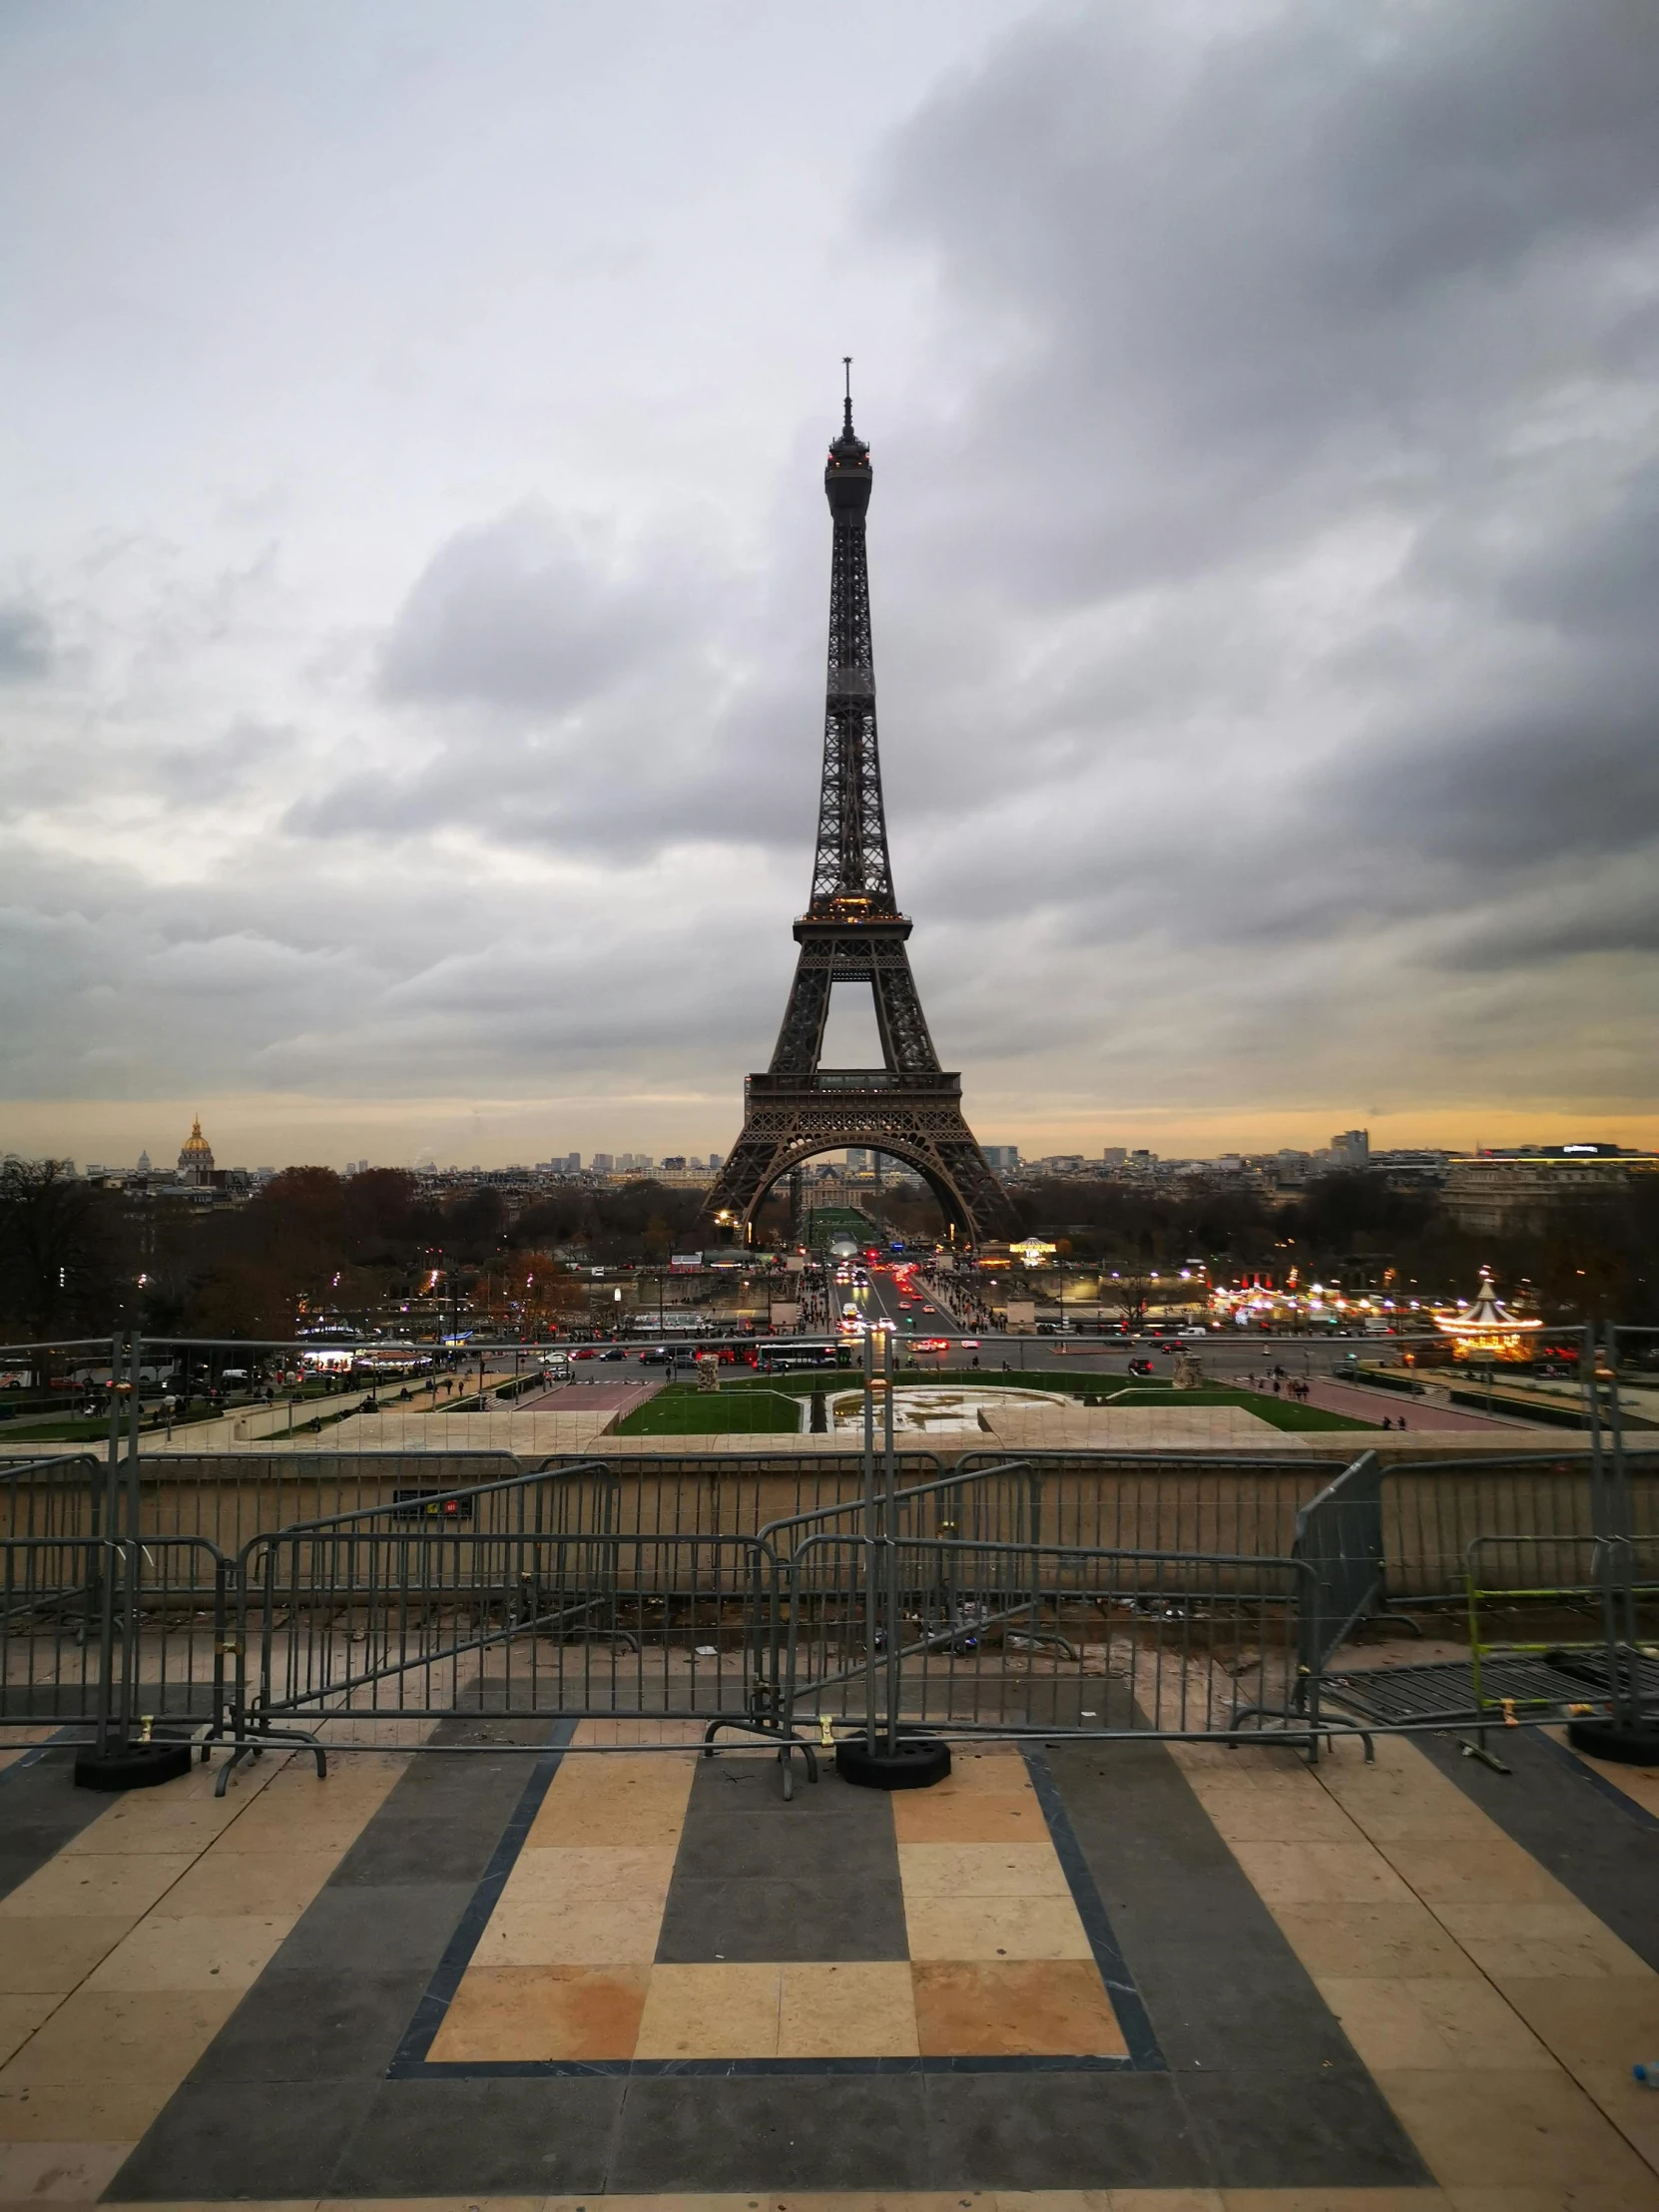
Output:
718,1364,1151,1396
613,1387,804,1436
617,1374,1376,1437
1097,1387,1375,1430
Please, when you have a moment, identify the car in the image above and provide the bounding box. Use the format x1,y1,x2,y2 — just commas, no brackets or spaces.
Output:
959,1339,980,1349
571,1348,599,1361
596,1349,626,1363
1127,1358,1155,1377
914,1338,950,1353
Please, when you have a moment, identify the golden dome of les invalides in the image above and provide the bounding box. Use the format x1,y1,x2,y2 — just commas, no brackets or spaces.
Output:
177,1116,215,1180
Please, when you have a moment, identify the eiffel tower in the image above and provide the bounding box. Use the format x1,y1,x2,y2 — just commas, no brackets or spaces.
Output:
702,366,1010,1248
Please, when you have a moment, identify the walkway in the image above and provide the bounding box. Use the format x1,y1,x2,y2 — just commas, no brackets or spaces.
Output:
1303,1377,1529,1434
514,1381,664,1414
3,1710,1655,2205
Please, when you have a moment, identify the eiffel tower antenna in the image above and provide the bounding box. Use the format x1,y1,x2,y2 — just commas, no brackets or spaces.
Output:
700,374,1009,1249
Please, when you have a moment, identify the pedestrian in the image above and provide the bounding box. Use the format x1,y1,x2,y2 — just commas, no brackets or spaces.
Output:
1382,1415,1391,1430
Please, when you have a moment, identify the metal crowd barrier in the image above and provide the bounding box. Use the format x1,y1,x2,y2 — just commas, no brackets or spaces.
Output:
7,1437,1655,1778
774,1532,1314,1742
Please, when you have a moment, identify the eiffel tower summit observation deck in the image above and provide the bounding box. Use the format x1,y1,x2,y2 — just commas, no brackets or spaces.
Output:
701,366,1010,1247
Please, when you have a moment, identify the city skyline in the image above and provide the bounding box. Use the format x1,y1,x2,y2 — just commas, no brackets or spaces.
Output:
50,1103,1653,1183
4,3,1657,1169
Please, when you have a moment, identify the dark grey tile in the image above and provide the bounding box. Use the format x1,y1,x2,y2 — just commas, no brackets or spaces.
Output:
0,1750,109,1900
190,1967,428,2083
671,1809,901,1884
697,1758,883,1817
104,2077,372,2201
1182,2068,1429,2188
657,1747,908,1962
924,2071,1201,2190
330,2076,624,2194
611,2074,931,2192
1421,1727,1659,1970
655,1877,906,1961
268,1881,473,1975
1138,1966,1359,2074
333,1813,504,1886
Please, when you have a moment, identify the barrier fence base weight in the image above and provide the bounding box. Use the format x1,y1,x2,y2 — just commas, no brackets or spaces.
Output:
73,1739,193,1791
835,1733,951,1790
1567,1715,1659,1766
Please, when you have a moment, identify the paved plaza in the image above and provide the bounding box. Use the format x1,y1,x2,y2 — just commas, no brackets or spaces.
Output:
2,1710,1657,2209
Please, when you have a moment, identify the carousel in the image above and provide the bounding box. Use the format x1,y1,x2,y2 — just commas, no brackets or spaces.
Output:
1431,1267,1542,1365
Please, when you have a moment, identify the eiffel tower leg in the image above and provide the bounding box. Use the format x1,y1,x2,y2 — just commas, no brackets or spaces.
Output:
702,1091,1013,1248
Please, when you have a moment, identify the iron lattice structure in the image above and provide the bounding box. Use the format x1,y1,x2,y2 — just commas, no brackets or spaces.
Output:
701,374,1011,1247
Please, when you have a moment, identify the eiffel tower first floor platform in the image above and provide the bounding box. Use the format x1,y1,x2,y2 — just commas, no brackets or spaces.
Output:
699,1068,1013,1247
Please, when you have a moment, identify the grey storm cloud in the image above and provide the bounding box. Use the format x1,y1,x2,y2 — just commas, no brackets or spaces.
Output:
2,0,1658,1149
378,506,690,713
0,603,52,681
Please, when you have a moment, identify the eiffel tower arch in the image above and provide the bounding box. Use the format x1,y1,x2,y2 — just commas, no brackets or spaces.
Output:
701,367,1012,1249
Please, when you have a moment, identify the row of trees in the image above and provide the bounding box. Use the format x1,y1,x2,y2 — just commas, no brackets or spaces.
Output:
1005,1169,1659,1324
0,1161,711,1346
2,1155,1654,1346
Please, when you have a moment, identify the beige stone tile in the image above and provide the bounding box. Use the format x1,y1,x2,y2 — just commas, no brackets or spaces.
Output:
327,2200,540,2212
0,2139,136,2202
991,2194,1126,2212
0,1857,194,1925
1376,2065,1659,2194
526,1755,694,1847
0,1920,133,1996
1185,1782,1357,1843
472,1898,664,1965
147,1850,341,1920
1168,1739,1316,1776
889,1792,1048,1845
904,1893,1092,1961
0,2001,54,2071
498,1846,677,1907
426,1963,650,2062
1450,2193,1659,2211
0,2077,176,2143
913,1960,1125,2058
58,1797,242,1856
214,1761,404,1849
1107,2194,1227,2212
84,1913,296,1992
1496,1975,1659,2070
777,1962,918,2058
1434,1901,1649,1982
756,2197,999,2212
748,2198,998,2212
1383,1837,1561,1908
0,1988,241,2088
1273,1903,1480,1981
897,1842,1070,1898
633,1962,782,2059
1224,1839,1413,1908
1574,2062,1659,2178
1221,2194,1448,2211
328,2200,539,2212
1315,1761,1495,1842
1444,2190,1659,2212
1313,1976,1553,2071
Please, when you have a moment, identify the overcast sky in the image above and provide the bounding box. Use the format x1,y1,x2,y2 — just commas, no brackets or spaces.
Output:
4,0,1658,1171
